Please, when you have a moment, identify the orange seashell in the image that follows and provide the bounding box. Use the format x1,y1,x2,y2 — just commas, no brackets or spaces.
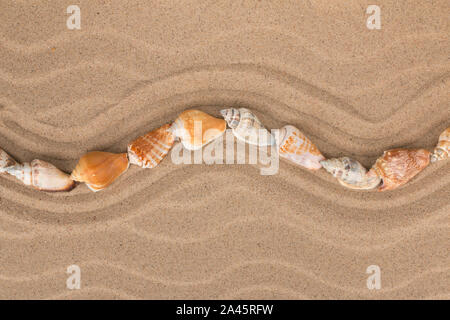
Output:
431,127,449,163
128,124,175,168
276,125,325,170
0,148,17,173
369,148,431,191
171,109,226,150
71,152,129,192
5,159,75,192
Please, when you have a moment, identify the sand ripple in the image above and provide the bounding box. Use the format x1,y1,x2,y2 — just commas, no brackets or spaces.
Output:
0,0,448,299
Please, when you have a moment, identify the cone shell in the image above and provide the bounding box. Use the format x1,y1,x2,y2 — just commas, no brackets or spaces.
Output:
320,157,381,190
369,148,431,191
171,109,226,150
71,152,129,192
276,125,325,170
128,124,175,168
5,159,75,192
221,108,274,146
431,127,450,163
0,148,17,173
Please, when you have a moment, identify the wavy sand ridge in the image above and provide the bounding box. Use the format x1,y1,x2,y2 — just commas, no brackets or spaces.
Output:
0,0,449,299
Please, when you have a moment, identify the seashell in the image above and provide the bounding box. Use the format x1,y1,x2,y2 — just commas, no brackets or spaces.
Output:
71,152,129,192
0,148,18,173
171,109,226,150
5,159,75,192
220,108,274,146
431,127,450,163
320,157,381,190
128,124,175,168
369,148,431,191
275,125,325,170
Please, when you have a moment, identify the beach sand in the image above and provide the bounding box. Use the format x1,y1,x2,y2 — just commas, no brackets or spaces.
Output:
0,0,449,299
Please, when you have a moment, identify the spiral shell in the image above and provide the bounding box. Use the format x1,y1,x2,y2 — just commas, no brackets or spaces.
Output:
275,125,325,170
5,159,75,192
171,109,226,150
369,148,431,191
128,124,175,168
0,148,17,173
71,152,129,192
431,127,450,163
220,108,274,146
320,157,381,190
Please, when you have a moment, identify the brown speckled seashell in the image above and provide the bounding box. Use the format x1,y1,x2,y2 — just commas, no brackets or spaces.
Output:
431,127,450,163
369,148,431,191
128,124,175,168
171,109,226,150
0,148,17,173
5,159,75,192
71,152,129,192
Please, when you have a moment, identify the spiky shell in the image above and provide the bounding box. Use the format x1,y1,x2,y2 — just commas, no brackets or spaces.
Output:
320,157,381,190
71,152,129,192
431,127,450,163
221,108,274,146
369,148,430,191
276,125,325,170
5,159,75,192
0,148,17,173
171,109,226,150
128,124,175,168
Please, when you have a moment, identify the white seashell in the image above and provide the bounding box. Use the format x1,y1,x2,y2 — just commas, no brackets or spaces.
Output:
431,127,450,163
275,125,325,170
320,157,381,190
220,108,274,146
0,148,18,173
5,159,75,192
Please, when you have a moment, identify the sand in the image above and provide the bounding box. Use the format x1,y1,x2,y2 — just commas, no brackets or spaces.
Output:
0,0,449,299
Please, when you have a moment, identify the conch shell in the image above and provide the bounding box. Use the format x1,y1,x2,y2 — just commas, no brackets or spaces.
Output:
369,148,431,191
5,159,75,192
431,127,449,163
71,152,129,192
128,124,175,168
0,148,17,173
276,125,325,170
171,109,226,150
220,108,274,146
320,157,381,190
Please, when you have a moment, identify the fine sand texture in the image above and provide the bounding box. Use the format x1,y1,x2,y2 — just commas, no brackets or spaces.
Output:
0,0,449,299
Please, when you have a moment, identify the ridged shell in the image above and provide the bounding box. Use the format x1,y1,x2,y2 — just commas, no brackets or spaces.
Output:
171,109,226,150
275,125,325,170
431,127,450,163
71,152,129,192
369,148,430,191
221,108,274,146
128,124,175,168
220,108,240,128
5,159,75,192
0,148,17,173
320,157,381,190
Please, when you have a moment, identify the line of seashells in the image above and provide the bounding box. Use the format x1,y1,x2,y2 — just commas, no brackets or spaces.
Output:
0,108,448,192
